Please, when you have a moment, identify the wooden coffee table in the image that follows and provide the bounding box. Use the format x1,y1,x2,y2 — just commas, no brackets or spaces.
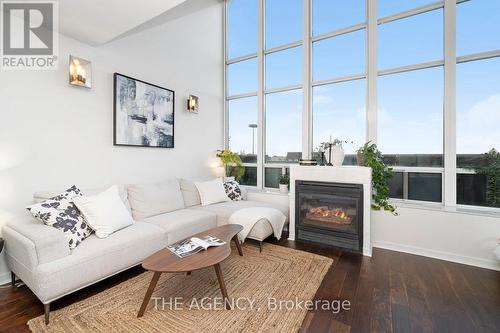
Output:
137,224,244,317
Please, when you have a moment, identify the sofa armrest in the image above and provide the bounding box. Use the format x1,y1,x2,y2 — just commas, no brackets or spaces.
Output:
4,216,70,268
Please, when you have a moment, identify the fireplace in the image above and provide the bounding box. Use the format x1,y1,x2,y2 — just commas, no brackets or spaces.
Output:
295,180,363,252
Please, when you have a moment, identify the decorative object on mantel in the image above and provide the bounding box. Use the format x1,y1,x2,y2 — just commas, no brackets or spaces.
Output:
216,149,244,182
113,73,175,148
69,55,92,88
317,145,326,166
278,174,290,194
357,141,398,215
299,159,317,166
187,95,199,113
320,137,352,166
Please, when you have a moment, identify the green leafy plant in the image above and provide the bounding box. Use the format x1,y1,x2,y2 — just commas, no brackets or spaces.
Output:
279,174,290,186
357,142,398,215
475,148,500,207
216,150,244,181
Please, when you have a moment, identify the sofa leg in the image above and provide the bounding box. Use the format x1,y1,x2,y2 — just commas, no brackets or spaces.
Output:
44,303,50,325
259,241,263,253
11,272,15,287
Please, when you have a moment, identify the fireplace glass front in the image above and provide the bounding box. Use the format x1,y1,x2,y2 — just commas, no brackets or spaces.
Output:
296,181,363,251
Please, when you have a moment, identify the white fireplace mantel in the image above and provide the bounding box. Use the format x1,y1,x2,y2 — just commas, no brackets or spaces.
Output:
289,165,372,257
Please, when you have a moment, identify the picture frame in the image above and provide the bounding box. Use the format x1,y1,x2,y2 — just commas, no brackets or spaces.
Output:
113,73,175,148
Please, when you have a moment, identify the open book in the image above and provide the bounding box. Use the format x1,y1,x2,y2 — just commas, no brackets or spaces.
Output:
167,236,226,258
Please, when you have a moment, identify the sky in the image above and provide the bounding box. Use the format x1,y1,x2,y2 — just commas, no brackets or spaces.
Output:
226,0,500,158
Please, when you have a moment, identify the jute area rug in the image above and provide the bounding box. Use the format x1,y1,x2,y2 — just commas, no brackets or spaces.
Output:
28,243,333,333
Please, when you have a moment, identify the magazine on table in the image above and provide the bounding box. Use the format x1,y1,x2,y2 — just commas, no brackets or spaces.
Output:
167,236,226,258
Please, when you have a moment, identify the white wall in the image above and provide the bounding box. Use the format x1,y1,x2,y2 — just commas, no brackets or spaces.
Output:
372,208,500,271
0,1,223,282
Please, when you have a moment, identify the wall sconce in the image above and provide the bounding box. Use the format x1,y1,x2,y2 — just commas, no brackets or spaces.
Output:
69,55,92,88
187,95,199,113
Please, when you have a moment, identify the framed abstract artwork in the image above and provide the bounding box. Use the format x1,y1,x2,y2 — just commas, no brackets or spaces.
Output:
113,73,175,148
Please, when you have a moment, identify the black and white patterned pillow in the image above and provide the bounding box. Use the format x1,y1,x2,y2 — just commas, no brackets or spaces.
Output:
27,185,93,249
224,180,243,201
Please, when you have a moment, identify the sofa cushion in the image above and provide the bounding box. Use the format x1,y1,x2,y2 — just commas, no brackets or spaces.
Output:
195,200,289,226
127,179,185,220
32,221,165,303
178,178,202,207
140,208,217,245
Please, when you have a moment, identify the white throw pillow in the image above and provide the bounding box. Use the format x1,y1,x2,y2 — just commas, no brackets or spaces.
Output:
72,185,134,238
195,178,231,206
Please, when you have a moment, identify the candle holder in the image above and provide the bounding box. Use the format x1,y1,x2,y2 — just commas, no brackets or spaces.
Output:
319,151,326,166
326,143,334,166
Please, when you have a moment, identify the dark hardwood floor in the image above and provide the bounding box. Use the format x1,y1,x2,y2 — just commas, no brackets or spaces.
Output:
0,239,499,333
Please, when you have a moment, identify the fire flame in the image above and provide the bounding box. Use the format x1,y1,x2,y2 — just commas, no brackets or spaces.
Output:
309,207,350,221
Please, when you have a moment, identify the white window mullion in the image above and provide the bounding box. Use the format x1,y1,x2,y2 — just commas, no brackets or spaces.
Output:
223,2,229,149
366,0,377,143
302,0,312,160
443,0,457,207
257,0,265,189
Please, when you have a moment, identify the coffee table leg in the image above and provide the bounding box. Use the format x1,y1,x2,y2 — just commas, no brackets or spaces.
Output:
232,235,243,256
214,263,231,310
138,272,162,318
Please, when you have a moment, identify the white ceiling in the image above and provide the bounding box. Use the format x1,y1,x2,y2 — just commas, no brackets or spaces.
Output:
59,0,188,45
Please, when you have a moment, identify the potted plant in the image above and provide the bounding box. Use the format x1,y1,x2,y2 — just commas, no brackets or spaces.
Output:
278,174,290,194
216,150,244,182
357,142,398,215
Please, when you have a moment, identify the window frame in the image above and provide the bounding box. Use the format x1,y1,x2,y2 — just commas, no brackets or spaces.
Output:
223,0,500,212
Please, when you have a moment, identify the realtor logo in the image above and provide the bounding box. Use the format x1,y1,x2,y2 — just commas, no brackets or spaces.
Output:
1,1,58,69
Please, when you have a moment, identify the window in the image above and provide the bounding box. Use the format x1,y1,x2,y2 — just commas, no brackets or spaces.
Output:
226,0,259,184
227,58,258,96
312,79,366,161
378,0,438,18
313,30,366,81
457,0,500,56
227,0,257,59
378,67,444,167
407,173,442,203
456,57,500,207
455,0,500,208
265,90,302,163
265,167,289,188
266,46,302,89
378,9,443,70
265,0,302,48
240,166,258,186
312,0,365,36
224,0,500,212
228,97,258,163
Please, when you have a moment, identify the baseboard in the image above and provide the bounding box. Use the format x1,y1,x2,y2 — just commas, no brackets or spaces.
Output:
372,241,500,271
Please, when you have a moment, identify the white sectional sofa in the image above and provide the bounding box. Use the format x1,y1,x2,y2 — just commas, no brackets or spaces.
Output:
3,179,289,324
